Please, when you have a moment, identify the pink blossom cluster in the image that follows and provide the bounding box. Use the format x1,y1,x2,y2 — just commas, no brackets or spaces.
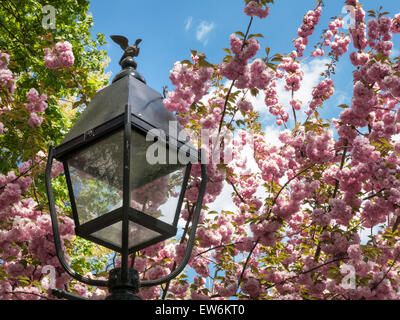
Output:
187,161,226,205
330,35,351,56
284,73,303,92
320,231,360,256
237,99,253,112
164,60,213,114
367,17,393,57
253,133,288,183
264,81,278,107
241,278,261,298
294,7,323,57
0,51,16,95
290,99,302,112
279,55,304,94
24,88,48,128
0,171,32,212
248,59,274,90
304,130,336,164
311,48,325,57
307,78,334,114
380,75,400,98
44,41,75,69
391,14,400,33
219,34,261,89
0,146,89,300
328,198,354,226
328,19,344,36
0,51,10,70
196,213,235,250
351,135,380,164
349,51,369,66
200,97,224,129
269,104,289,127
244,1,270,19
0,190,76,299
348,6,368,51
362,198,392,228
214,282,238,298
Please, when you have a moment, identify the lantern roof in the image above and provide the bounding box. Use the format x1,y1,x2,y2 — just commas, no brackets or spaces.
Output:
61,73,190,148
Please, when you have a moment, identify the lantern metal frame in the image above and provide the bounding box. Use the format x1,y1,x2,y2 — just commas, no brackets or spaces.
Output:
53,104,196,254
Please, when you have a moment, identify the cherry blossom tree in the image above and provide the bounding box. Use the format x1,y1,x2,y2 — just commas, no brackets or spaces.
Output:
1,0,400,300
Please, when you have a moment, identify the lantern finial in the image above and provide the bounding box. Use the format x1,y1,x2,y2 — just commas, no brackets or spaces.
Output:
110,35,146,84
110,35,142,67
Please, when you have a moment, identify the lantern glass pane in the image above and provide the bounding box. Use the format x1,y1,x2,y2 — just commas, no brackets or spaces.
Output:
91,221,161,249
68,130,124,225
130,131,186,226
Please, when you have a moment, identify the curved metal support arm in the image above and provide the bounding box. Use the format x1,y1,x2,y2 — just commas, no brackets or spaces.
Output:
45,146,108,287
140,162,207,288
52,288,89,300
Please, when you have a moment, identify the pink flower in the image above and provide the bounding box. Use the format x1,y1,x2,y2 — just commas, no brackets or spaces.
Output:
55,41,73,53
244,1,270,19
44,41,75,69
44,48,59,70
349,23,368,50
0,69,16,94
0,122,3,135
391,14,400,33
237,100,253,112
349,51,369,66
311,48,325,57
219,35,260,89
27,113,43,127
249,59,273,89
348,244,362,261
330,35,351,56
25,88,48,113
290,99,302,111
241,278,261,298
146,265,170,280
58,51,75,68
0,51,10,69
51,160,64,178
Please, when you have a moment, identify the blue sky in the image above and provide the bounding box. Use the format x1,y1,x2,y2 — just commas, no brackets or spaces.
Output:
86,1,400,294
88,0,400,217
89,0,399,128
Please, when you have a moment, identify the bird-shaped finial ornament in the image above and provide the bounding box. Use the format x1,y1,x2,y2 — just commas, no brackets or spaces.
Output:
110,35,142,66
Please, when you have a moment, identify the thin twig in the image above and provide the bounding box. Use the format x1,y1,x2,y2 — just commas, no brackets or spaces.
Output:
237,237,259,291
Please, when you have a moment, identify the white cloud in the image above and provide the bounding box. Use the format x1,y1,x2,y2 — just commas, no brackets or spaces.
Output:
208,181,237,213
196,21,215,45
275,58,331,123
185,16,193,31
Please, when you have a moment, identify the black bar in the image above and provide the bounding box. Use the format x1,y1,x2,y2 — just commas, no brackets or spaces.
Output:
121,104,132,282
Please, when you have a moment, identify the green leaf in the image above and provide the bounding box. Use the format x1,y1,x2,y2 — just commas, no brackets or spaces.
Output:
248,33,264,39
234,31,245,38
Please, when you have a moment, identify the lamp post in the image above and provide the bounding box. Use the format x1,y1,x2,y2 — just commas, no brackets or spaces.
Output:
45,36,207,300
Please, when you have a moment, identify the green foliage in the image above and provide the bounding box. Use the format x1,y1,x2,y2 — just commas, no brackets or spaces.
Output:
0,0,111,285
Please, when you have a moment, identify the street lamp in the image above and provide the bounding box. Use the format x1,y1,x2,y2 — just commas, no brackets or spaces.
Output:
45,36,207,300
